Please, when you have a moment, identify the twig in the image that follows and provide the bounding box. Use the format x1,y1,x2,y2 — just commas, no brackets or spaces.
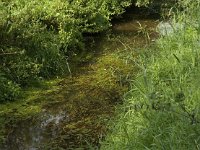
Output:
66,58,72,77
0,52,22,56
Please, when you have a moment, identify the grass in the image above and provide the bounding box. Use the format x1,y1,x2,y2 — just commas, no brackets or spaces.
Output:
101,1,200,149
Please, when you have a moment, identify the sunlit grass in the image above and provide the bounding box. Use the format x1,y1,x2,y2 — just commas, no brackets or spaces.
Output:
101,1,200,149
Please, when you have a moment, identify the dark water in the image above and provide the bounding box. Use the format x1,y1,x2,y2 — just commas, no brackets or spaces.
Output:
1,7,160,150
3,109,68,150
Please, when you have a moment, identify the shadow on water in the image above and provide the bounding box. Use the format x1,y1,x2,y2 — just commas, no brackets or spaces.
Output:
1,6,160,150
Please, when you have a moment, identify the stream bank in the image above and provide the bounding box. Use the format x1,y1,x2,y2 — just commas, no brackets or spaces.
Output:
0,6,159,150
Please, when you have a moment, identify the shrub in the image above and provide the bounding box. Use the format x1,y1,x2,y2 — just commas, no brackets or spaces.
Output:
0,71,20,102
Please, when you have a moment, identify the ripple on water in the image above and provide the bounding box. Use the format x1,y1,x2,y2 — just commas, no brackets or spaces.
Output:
3,109,68,150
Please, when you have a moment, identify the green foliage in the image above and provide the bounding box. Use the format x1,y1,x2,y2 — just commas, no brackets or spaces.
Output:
135,0,151,6
0,72,20,102
1,0,141,102
101,1,200,149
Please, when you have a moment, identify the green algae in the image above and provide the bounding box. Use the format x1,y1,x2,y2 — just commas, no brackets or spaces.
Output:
0,7,159,149
0,46,136,148
0,79,62,144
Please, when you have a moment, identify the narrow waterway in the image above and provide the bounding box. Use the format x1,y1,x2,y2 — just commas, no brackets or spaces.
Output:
1,7,159,150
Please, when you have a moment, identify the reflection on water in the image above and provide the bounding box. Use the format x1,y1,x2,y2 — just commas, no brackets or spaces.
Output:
41,111,67,127
2,109,68,150
157,21,184,36
1,7,160,150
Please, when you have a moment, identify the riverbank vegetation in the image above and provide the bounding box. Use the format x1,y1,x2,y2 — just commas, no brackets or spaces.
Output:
0,0,177,102
0,0,132,102
101,0,200,149
1,0,198,149
0,0,153,147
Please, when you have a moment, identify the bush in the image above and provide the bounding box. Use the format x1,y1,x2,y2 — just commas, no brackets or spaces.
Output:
0,72,20,102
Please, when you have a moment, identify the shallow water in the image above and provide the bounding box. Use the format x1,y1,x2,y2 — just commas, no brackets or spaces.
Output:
1,7,159,150
2,108,68,150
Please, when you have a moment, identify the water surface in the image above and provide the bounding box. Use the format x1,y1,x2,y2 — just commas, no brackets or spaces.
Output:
1,7,159,150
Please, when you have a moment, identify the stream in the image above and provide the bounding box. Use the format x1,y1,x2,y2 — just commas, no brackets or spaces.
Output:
1,7,160,150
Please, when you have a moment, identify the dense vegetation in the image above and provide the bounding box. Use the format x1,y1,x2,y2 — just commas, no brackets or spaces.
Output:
1,0,153,102
2,0,199,149
1,0,155,148
101,0,200,149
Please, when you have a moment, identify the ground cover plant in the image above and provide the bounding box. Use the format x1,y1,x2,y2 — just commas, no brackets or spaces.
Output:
101,0,200,149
